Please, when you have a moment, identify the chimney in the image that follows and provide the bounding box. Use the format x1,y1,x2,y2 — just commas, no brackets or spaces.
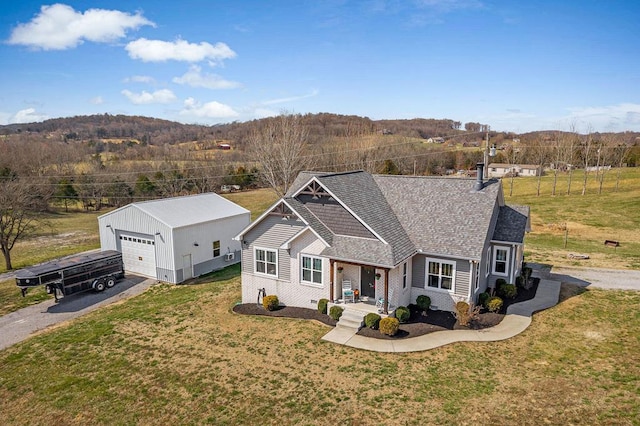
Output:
474,163,485,191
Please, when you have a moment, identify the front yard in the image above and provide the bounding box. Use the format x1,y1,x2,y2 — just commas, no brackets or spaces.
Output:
1,265,638,425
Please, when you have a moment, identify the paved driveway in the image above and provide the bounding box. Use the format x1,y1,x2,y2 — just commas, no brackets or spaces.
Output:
0,275,156,351
546,266,640,291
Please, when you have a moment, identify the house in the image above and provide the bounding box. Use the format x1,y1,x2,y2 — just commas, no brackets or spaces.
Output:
98,193,250,283
488,163,542,178
235,165,529,313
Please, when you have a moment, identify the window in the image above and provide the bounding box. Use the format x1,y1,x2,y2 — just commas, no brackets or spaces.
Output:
255,248,277,276
492,246,510,276
213,240,221,257
301,255,322,285
426,259,455,291
402,262,407,289
474,263,479,291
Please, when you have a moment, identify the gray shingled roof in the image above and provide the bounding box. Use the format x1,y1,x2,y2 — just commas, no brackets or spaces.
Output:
492,205,530,244
374,175,501,260
284,170,527,267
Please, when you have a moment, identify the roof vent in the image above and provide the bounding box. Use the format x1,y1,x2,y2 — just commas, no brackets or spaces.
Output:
474,163,485,191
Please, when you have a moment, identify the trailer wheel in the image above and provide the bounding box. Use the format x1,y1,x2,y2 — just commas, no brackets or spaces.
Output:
93,279,106,292
105,277,116,288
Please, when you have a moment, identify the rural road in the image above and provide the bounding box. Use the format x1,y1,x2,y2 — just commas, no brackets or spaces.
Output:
0,275,156,351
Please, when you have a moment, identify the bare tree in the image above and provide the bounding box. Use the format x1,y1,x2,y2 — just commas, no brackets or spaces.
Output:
528,138,549,196
247,112,310,197
0,177,50,270
580,129,595,196
612,142,631,191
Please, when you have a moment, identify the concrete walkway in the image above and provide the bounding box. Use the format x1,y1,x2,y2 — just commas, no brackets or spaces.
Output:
321,278,561,353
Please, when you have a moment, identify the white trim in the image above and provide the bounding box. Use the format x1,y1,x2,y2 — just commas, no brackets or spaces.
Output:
492,246,510,277
254,246,278,278
291,176,388,245
424,258,456,293
485,246,491,277
300,254,323,285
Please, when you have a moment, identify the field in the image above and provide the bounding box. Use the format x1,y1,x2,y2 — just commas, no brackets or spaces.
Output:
505,167,640,269
0,266,639,425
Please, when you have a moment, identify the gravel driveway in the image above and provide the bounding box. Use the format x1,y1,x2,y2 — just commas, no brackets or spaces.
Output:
0,275,156,351
544,265,640,291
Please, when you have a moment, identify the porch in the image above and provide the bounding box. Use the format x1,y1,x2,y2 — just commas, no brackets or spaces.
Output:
330,259,392,314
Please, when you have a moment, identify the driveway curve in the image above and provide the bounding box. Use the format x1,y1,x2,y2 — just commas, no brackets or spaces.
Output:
0,275,156,351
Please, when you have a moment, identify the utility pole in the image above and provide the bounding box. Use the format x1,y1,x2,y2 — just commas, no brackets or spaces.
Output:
484,126,490,179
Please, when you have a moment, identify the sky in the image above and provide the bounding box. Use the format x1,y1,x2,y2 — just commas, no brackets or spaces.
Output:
1,1,639,134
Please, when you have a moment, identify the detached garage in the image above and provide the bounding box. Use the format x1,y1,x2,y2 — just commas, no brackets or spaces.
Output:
98,193,250,283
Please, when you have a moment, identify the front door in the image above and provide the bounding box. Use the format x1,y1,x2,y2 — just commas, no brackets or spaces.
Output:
361,266,376,298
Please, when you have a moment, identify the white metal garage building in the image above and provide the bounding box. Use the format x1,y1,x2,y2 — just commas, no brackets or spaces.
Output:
98,193,250,283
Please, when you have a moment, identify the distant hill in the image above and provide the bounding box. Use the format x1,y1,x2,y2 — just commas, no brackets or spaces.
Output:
1,113,638,148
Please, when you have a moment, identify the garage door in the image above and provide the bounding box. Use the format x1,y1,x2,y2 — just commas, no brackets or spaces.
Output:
119,234,157,278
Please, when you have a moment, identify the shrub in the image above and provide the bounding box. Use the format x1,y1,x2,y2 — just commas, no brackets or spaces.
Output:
329,306,344,321
379,317,400,336
394,306,410,323
486,296,503,313
454,301,481,327
520,266,534,290
495,278,507,289
364,313,381,329
498,283,518,299
478,292,490,307
318,298,329,315
262,295,279,311
416,295,431,312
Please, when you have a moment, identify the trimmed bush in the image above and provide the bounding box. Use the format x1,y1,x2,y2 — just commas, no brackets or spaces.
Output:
318,298,329,315
364,313,381,329
329,306,344,321
379,317,400,336
394,306,410,323
416,295,431,312
262,295,279,311
495,278,507,289
478,291,490,307
454,301,480,326
486,296,503,313
498,283,518,299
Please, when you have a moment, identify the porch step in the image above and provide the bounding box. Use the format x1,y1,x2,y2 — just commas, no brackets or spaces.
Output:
337,308,365,331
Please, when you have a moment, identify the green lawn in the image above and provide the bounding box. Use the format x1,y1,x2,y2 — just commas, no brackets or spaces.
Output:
505,167,640,269
0,267,638,425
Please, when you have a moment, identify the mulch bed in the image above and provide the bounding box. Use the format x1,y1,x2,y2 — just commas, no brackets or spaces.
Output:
233,278,539,340
233,303,337,327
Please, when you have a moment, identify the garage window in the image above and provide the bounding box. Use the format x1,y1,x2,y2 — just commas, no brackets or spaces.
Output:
213,240,221,257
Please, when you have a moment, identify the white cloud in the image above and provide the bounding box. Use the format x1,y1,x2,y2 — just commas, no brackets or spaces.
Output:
263,89,319,105
90,96,104,105
416,0,483,12
10,108,48,123
8,4,154,50
253,108,278,119
126,38,236,63
124,75,156,84
564,103,640,132
180,97,239,119
121,89,177,105
172,65,241,89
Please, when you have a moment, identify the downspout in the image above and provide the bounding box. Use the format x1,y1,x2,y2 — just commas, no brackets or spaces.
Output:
468,260,474,301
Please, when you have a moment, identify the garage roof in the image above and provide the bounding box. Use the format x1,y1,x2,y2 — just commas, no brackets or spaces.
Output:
101,193,250,229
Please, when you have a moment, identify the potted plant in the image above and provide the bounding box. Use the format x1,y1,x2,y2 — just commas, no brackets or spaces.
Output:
375,273,381,280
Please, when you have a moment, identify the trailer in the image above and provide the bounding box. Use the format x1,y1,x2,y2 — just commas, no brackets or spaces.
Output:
16,250,125,301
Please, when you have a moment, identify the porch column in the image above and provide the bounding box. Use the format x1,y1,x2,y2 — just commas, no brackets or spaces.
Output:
330,259,335,302
383,268,389,314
